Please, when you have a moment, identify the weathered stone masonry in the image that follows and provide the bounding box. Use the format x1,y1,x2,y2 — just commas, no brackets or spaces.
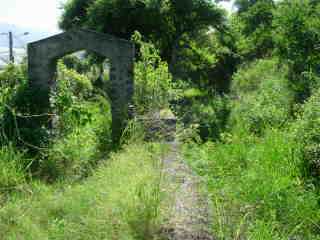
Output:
27,29,135,144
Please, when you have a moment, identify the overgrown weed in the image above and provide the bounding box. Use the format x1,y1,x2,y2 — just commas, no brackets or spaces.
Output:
0,143,169,240
183,129,320,239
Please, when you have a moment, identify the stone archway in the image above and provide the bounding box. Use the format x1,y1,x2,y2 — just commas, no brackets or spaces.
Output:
27,29,134,144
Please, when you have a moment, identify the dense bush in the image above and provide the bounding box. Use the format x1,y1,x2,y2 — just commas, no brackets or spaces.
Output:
0,64,27,110
51,62,95,134
229,59,293,134
170,32,217,89
0,144,27,193
273,0,320,102
174,93,230,141
292,88,320,183
183,130,320,239
0,143,168,240
132,32,174,114
232,0,275,61
62,54,91,74
0,64,28,143
0,61,113,182
41,126,99,182
0,64,52,155
39,62,112,181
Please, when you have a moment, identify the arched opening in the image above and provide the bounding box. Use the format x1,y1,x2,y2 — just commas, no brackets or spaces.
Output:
27,29,135,145
53,51,113,151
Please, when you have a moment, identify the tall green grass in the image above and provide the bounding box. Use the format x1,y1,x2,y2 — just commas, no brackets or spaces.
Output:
0,37,174,240
229,58,294,135
183,129,320,239
181,57,320,239
291,87,320,184
0,144,27,194
0,142,169,240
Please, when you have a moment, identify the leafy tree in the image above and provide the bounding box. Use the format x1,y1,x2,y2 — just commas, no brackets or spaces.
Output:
233,0,275,60
170,32,217,89
171,27,239,93
208,24,241,93
60,0,225,64
273,0,320,102
234,0,259,13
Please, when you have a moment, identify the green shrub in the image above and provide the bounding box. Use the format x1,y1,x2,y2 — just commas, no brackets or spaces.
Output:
51,62,95,134
273,0,320,102
0,64,54,164
0,64,28,143
0,61,112,181
183,130,320,239
229,59,294,134
0,64,26,110
0,144,26,193
292,88,320,183
41,125,99,182
42,95,112,181
171,80,230,141
62,54,91,74
0,143,168,240
132,32,174,114
231,59,283,96
178,95,230,141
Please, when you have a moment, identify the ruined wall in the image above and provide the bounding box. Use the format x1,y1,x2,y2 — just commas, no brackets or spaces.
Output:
27,29,135,144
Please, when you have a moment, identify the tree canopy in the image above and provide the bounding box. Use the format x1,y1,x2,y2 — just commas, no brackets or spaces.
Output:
60,0,224,62
60,0,225,63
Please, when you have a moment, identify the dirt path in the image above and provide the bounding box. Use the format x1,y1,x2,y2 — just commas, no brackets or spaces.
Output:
161,141,213,240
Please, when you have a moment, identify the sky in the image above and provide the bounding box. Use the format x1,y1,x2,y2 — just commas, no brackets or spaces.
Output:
0,0,67,33
0,0,233,33
219,1,234,13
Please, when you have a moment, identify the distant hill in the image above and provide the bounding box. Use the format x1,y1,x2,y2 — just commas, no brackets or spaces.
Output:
0,23,58,48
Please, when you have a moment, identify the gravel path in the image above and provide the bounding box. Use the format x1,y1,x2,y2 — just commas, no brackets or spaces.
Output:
161,141,214,240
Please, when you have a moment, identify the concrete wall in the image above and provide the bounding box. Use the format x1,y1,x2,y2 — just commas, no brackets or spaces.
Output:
28,29,135,144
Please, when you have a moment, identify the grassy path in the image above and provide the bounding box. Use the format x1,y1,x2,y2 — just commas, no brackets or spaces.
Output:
161,141,213,240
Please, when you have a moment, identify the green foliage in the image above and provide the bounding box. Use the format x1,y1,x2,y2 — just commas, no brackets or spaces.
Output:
41,126,99,182
132,32,174,114
0,143,168,240
0,64,28,142
171,31,217,89
273,0,320,102
0,144,26,194
207,28,240,93
38,62,113,181
0,64,26,112
184,96,229,141
233,0,275,60
182,88,206,99
183,130,320,239
231,58,282,95
291,88,320,183
229,59,293,134
0,64,52,158
0,61,112,182
51,62,95,134
60,0,225,63
62,54,91,74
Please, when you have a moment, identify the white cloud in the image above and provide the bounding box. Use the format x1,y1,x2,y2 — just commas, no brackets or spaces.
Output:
0,0,66,32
